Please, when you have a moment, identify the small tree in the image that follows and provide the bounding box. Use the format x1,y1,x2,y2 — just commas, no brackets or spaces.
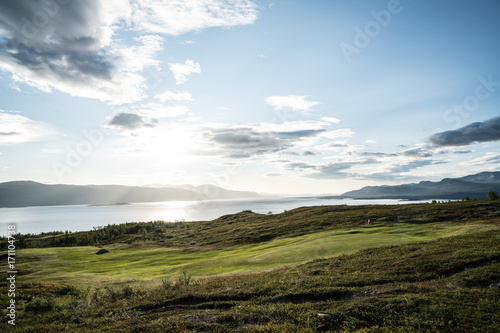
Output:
487,190,499,200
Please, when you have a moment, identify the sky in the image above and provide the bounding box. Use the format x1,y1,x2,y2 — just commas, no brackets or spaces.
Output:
0,0,499,195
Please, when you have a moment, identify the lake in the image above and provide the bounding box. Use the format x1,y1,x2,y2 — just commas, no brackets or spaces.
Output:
0,197,432,235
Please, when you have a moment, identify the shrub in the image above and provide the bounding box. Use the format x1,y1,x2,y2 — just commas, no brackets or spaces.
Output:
487,190,499,200
121,285,135,298
25,297,55,312
177,271,191,286
161,278,174,290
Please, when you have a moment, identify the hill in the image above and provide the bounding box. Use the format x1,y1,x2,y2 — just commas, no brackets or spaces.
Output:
341,171,500,200
1,200,499,332
0,181,265,208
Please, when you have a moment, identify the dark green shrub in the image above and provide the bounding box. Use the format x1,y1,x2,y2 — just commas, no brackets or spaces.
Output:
25,297,55,312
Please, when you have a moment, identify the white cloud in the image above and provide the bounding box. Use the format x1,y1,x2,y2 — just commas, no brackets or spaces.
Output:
155,91,193,102
2,58,148,104
0,0,258,104
281,158,379,179
266,95,320,111
0,0,149,104
0,110,55,144
169,59,201,84
0,166,8,171
130,0,259,35
258,120,326,133
320,129,355,139
316,140,347,149
115,35,164,72
322,116,341,124
460,152,500,166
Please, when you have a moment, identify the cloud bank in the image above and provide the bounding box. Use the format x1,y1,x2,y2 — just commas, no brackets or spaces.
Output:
194,121,326,158
0,0,258,104
430,116,500,146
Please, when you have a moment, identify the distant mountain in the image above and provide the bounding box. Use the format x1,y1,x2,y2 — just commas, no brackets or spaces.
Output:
341,171,500,200
144,183,263,200
0,181,265,208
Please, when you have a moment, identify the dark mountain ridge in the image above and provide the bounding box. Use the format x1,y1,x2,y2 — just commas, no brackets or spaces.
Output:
341,171,500,200
0,181,265,208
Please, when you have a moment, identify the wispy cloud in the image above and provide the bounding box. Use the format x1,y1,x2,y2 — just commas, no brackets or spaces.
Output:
359,145,446,159
322,116,341,124
282,158,379,179
130,0,258,35
274,138,452,181
265,95,320,112
316,140,364,151
0,110,55,144
154,91,193,102
320,129,355,139
350,160,447,181
191,120,328,158
460,152,500,166
114,35,164,72
169,60,201,84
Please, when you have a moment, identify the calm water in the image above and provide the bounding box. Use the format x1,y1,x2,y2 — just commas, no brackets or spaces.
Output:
0,197,431,235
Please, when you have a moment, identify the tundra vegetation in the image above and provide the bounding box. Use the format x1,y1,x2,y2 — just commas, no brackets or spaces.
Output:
1,200,499,332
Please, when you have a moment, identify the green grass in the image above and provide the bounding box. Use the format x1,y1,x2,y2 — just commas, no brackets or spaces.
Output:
10,221,499,287
1,200,500,332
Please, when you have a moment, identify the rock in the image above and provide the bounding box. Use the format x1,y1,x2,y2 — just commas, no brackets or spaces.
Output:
317,313,332,317
96,249,109,255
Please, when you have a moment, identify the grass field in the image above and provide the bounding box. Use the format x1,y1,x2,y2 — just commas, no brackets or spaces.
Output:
1,200,499,332
11,222,498,287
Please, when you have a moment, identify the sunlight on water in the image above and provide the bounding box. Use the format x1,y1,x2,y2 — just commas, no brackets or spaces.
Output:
145,201,196,222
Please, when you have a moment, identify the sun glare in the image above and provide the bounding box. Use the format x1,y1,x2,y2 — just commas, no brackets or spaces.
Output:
142,125,194,161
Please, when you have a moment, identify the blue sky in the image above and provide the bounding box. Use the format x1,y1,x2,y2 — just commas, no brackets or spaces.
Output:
0,0,499,195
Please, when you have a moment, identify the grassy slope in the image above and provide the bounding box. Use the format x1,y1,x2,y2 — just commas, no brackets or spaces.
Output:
1,200,500,332
10,223,498,287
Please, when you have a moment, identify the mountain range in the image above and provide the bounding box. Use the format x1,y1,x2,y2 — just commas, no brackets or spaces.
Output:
0,181,265,208
1,171,499,207
341,171,500,200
